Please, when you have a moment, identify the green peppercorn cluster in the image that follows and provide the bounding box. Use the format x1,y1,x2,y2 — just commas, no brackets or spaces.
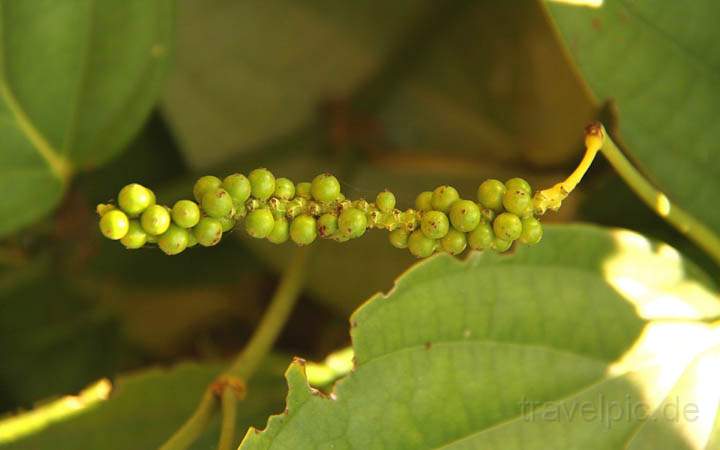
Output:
392,177,543,257
97,170,543,257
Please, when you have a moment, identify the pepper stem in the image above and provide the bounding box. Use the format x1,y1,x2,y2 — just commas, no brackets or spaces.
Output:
533,123,602,216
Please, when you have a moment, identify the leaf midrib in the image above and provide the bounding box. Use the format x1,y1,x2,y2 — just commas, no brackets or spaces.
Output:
0,2,72,183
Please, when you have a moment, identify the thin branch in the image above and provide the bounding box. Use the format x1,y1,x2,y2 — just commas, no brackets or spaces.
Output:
533,127,601,215
217,389,238,450
593,123,720,267
158,388,216,450
158,248,309,450
535,121,720,267
226,248,308,378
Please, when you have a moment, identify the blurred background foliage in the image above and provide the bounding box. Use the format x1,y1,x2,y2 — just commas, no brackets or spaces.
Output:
0,0,716,445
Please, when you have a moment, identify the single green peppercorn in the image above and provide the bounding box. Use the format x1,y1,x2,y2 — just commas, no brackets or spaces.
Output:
519,217,543,245
338,207,367,239
194,217,223,246
449,200,481,232
332,233,351,243
158,224,189,256
505,177,532,194
317,213,338,238
245,208,275,239
120,220,148,249
100,209,130,240
502,188,532,216
375,190,396,213
388,228,409,249
493,237,512,252
441,229,467,255
218,215,236,232
468,222,494,251
420,210,450,239
431,185,460,212
274,178,296,200
311,173,341,202
493,212,522,241
193,175,222,203
401,209,419,232
186,230,198,248
222,173,252,205
477,179,506,211
118,183,155,217
172,200,201,228
267,217,290,244
201,188,234,218
296,182,312,199
96,203,116,217
248,168,276,201
408,230,436,258
290,215,317,245
415,191,433,211
140,205,171,236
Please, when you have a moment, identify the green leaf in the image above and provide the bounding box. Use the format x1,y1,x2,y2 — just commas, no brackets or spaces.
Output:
0,358,288,449
163,0,437,168
368,0,594,167
544,0,720,234
0,268,129,408
162,0,592,170
241,225,720,449
0,0,174,238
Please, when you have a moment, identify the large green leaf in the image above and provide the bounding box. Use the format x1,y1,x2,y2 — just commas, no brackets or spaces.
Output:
241,225,720,449
0,358,287,449
545,0,720,234
0,0,173,237
162,0,592,170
